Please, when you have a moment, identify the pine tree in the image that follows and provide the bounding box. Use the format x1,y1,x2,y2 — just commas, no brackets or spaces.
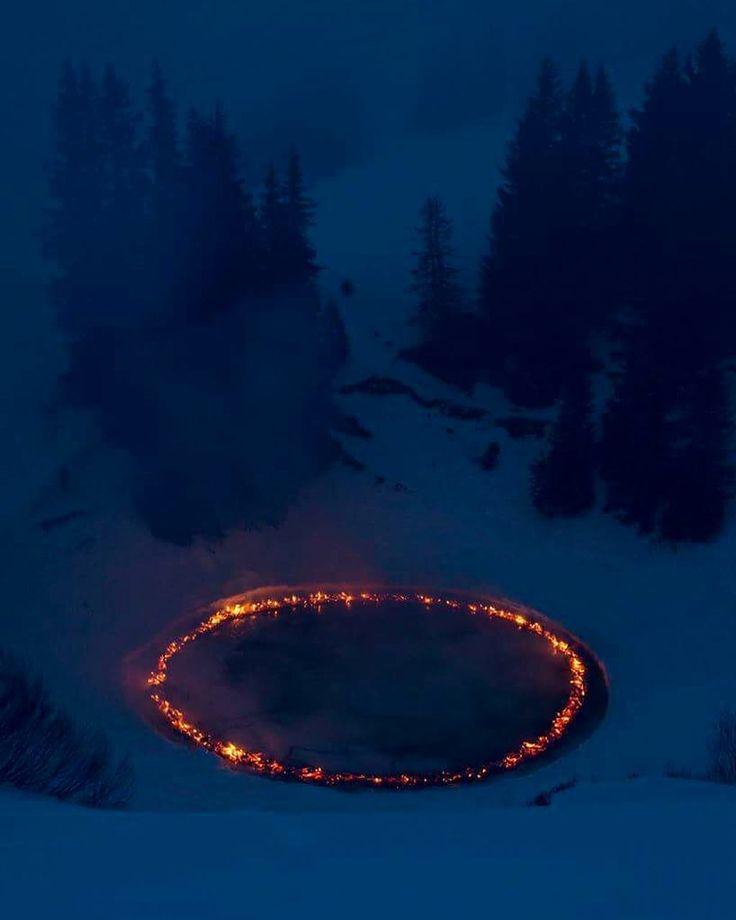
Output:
624,48,689,310
600,49,688,533
410,194,462,337
682,30,736,353
601,315,732,543
599,321,673,534
531,373,596,517
481,58,623,407
480,59,566,406
44,64,341,546
45,63,105,333
258,161,286,289
658,359,732,543
601,34,735,540
592,65,624,195
182,102,258,321
146,62,183,317
97,64,147,320
557,62,623,330
147,63,179,193
99,65,143,210
278,146,319,288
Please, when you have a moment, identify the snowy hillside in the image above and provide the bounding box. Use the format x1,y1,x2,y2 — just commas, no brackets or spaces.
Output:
2,778,735,918
1,118,736,917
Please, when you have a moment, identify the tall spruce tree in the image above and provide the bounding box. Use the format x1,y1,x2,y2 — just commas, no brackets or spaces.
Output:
182,102,258,321
599,321,674,534
600,48,687,533
683,30,736,352
480,59,565,405
601,34,734,541
531,373,596,517
46,63,148,332
258,161,285,289
146,62,183,318
278,146,319,288
45,63,105,333
624,48,690,314
411,195,462,337
97,64,147,322
659,359,732,543
482,59,623,408
557,62,623,332
44,61,82,324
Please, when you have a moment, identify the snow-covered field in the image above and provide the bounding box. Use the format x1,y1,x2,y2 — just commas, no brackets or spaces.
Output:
2,134,736,915
2,778,734,919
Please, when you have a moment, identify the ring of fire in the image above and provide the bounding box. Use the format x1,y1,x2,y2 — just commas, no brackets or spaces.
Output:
147,591,592,789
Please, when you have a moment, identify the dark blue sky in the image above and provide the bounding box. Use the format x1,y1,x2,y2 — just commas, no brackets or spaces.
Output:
2,0,735,276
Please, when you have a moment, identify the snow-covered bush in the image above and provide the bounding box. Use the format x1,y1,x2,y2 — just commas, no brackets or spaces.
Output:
707,709,736,784
0,650,133,808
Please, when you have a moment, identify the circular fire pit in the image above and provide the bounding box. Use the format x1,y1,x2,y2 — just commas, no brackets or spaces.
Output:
147,590,606,789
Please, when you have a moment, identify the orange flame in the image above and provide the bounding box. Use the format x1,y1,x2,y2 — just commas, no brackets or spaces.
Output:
146,591,588,789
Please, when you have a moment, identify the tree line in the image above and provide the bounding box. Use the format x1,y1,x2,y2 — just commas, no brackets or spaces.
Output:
44,62,347,544
410,30,735,544
45,62,325,329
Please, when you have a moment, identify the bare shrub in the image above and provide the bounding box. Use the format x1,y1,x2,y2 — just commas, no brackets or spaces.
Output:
527,777,577,806
0,649,133,808
707,708,736,784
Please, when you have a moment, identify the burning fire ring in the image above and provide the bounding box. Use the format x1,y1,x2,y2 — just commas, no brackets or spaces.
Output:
147,591,589,789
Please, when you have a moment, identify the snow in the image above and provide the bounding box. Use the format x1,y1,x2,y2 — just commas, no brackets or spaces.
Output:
2,123,736,915
2,779,735,918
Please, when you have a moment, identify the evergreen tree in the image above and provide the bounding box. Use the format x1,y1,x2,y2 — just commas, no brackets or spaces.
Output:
623,33,736,334
44,64,341,545
531,373,596,517
600,49,689,533
480,59,565,406
600,329,733,544
601,34,735,540
45,63,105,333
602,324,732,542
46,63,148,332
411,194,462,337
481,59,623,408
557,62,623,329
599,321,673,534
97,64,147,322
145,62,183,317
258,161,286,289
147,63,179,191
278,146,319,288
658,360,732,543
181,102,258,321
592,65,624,194
682,30,736,352
624,48,691,314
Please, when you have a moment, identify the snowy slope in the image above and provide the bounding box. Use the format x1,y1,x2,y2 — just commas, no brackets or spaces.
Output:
1,118,736,916
2,779,735,919
2,261,735,813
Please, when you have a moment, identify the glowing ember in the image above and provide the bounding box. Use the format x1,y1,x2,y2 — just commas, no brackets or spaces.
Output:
147,591,589,789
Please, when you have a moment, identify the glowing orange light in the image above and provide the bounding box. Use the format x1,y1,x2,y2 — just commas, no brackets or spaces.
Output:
147,591,588,789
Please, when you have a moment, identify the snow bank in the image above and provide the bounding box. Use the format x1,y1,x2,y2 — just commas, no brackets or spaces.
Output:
2,780,734,919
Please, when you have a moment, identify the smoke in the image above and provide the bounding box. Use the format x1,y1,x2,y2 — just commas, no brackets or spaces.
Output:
99,292,344,545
